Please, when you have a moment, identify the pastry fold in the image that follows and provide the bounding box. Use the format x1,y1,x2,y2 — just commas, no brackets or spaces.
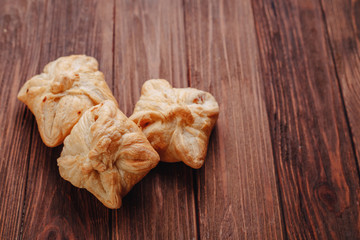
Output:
57,100,160,209
130,79,219,169
17,55,117,147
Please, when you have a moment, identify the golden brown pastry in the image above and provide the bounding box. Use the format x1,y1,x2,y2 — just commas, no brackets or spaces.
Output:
17,55,117,147
130,79,219,169
57,100,160,209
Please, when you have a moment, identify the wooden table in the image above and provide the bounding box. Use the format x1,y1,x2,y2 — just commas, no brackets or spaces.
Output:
1,0,359,239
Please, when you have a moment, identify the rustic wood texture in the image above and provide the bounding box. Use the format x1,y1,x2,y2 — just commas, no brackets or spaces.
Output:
112,0,197,239
184,0,284,239
1,0,360,239
0,0,46,238
19,0,114,238
320,0,360,168
252,0,360,238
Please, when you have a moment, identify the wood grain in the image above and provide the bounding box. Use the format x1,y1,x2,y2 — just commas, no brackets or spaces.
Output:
252,0,360,238
320,0,360,169
112,0,198,239
1,0,360,238
0,0,46,238
184,0,284,239
20,0,114,238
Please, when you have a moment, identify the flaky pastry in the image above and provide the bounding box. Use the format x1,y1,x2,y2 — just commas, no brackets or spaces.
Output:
17,55,117,147
57,100,160,209
130,79,219,169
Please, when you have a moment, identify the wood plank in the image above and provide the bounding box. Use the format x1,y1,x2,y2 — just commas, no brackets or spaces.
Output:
0,0,42,238
20,0,113,238
184,0,284,239
112,0,198,239
320,0,360,169
0,0,47,238
252,0,360,238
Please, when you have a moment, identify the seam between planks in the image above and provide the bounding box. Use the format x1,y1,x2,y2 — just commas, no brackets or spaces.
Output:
112,0,116,93
182,0,200,239
109,0,116,237
192,169,200,240
18,0,49,238
18,118,34,240
249,1,289,239
182,0,192,89
318,0,360,183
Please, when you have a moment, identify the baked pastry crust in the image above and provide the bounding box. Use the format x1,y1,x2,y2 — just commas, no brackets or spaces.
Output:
17,55,117,147
57,100,160,209
130,79,219,169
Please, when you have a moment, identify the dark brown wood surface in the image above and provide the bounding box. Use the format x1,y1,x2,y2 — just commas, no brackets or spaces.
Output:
112,0,197,239
20,0,114,239
0,0,45,238
184,0,283,239
252,0,360,239
0,0,359,239
320,0,360,167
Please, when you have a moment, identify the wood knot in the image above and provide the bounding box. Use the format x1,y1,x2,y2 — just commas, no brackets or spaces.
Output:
315,182,338,212
46,230,58,240
38,225,63,240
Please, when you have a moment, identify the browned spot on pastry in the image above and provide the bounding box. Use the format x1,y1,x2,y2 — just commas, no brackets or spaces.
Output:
78,111,81,115
94,115,99,121
26,89,29,93
193,94,205,104
42,96,47,102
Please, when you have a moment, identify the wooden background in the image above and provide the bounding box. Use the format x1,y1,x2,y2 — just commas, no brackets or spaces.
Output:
0,0,359,239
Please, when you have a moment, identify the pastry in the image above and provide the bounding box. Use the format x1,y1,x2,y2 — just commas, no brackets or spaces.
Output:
130,79,219,169
17,55,117,147
57,100,160,209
